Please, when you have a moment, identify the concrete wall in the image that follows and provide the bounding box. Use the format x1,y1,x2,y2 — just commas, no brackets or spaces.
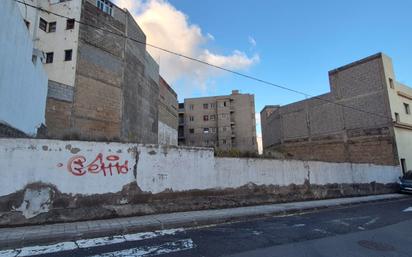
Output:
158,76,178,145
261,53,397,165
0,0,48,136
0,138,401,226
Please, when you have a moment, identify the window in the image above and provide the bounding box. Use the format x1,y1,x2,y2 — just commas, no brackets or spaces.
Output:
45,52,54,64
211,127,216,133
395,112,400,122
203,115,209,121
39,18,47,31
189,104,194,110
189,116,194,122
48,22,56,32
223,127,227,132
389,78,394,89
210,103,216,109
404,103,410,114
96,0,113,15
224,101,227,107
64,49,73,61
222,139,227,144
203,103,208,109
189,128,194,134
66,19,75,30
203,128,209,134
24,19,30,29
210,115,215,121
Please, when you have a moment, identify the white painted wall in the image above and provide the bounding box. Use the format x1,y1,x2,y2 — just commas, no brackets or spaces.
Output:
18,0,82,87
382,54,412,173
0,139,402,197
0,0,48,135
158,121,178,145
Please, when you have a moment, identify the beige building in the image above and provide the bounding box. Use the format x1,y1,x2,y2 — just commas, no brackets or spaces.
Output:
179,90,257,152
158,76,178,145
18,0,160,143
261,53,412,173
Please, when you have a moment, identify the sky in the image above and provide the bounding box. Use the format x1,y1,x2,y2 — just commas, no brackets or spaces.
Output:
114,0,412,139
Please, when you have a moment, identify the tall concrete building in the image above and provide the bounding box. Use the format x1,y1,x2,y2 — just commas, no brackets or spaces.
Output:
261,53,412,172
18,0,160,143
158,76,178,145
179,90,257,152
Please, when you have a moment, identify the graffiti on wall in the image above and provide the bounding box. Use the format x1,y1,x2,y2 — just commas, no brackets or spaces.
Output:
57,153,129,176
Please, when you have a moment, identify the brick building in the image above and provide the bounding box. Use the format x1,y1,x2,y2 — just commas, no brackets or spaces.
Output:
179,90,257,152
18,0,160,143
261,53,412,171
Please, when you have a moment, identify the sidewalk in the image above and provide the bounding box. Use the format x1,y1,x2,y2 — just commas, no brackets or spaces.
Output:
0,194,407,250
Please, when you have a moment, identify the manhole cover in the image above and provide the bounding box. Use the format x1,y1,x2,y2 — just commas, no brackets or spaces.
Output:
358,240,395,252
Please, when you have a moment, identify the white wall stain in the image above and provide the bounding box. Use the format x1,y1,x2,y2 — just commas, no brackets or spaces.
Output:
15,188,51,219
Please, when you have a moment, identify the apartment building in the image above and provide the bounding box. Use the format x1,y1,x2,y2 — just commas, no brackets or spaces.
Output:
17,0,160,143
261,53,412,172
158,76,178,145
179,90,257,152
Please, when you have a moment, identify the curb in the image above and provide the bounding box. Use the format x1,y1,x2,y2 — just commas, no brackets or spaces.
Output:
0,193,409,250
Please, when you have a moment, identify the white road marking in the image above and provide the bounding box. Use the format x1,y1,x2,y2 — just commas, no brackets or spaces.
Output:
124,229,184,241
17,242,77,257
292,224,306,228
313,228,328,234
0,250,19,257
76,235,126,248
364,217,379,226
88,239,195,257
403,207,412,212
0,228,186,257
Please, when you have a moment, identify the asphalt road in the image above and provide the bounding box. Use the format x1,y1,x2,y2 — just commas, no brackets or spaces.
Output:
10,197,412,257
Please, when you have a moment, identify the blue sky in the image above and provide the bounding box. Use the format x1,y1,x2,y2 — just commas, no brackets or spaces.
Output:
117,0,412,135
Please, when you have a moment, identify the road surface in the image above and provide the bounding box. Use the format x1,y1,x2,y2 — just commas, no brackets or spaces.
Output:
2,197,412,257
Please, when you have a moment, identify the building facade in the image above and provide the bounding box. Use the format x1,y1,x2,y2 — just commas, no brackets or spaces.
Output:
261,53,412,172
18,0,160,143
1,0,48,137
179,90,257,152
158,76,178,145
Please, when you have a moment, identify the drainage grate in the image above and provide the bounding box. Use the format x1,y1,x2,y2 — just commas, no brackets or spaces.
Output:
358,240,395,252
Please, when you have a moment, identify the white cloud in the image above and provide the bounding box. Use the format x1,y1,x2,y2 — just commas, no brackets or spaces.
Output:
207,33,215,41
114,0,259,95
248,36,257,47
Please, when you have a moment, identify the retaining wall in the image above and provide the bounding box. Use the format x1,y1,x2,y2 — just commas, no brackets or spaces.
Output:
0,139,401,226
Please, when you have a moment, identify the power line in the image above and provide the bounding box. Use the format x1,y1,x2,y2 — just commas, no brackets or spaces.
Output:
14,0,393,122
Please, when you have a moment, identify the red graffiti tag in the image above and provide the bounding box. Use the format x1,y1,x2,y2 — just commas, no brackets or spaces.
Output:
66,154,129,176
